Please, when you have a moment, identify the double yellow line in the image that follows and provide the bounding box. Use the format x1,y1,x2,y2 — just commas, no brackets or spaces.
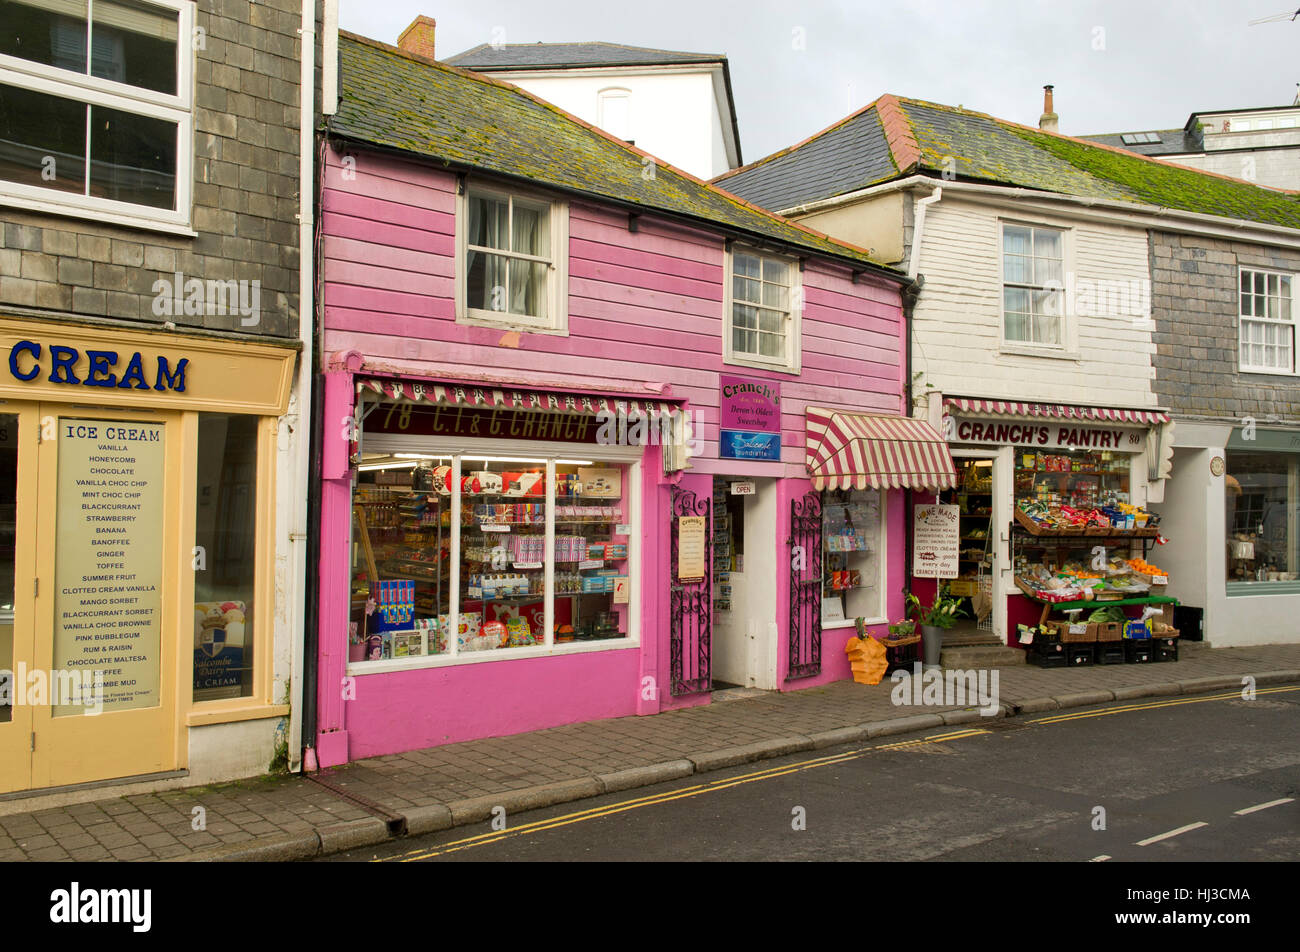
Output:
379,727,989,862
1030,685,1298,725
377,686,1297,862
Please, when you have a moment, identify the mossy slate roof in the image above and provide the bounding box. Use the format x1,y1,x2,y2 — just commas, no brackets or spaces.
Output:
329,33,896,272
717,96,1300,231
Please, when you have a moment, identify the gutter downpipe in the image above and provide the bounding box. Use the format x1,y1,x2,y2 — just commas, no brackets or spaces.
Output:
904,184,940,609
288,0,319,774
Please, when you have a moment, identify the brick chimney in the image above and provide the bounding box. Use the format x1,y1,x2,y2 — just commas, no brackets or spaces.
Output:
398,16,437,60
1039,84,1059,133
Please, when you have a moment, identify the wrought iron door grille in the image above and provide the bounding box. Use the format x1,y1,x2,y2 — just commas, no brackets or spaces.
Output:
669,486,712,696
787,491,822,680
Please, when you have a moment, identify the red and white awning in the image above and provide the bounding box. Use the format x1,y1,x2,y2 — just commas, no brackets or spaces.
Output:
358,378,680,418
944,398,1169,425
806,408,957,491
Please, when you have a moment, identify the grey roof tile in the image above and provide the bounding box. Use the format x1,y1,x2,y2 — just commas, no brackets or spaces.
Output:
1078,128,1202,156
446,41,724,69
716,107,896,211
329,33,896,270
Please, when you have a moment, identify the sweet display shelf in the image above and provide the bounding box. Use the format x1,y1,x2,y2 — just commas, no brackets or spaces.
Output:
470,520,620,527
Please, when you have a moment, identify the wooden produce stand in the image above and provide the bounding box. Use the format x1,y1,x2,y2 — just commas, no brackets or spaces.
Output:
1019,590,1179,628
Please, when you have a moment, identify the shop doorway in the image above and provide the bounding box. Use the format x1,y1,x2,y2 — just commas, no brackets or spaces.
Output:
938,455,999,646
0,404,181,795
710,476,777,690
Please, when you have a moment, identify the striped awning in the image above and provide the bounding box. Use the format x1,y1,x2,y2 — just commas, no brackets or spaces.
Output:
944,398,1169,425
358,378,680,418
806,408,957,491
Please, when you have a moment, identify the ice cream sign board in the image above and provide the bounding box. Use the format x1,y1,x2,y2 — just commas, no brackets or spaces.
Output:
7,340,189,392
719,374,781,461
52,418,164,715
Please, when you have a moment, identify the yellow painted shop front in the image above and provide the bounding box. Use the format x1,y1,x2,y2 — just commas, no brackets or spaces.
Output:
0,317,295,795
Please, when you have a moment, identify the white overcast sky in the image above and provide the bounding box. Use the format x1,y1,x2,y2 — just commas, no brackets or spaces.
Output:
338,0,1300,162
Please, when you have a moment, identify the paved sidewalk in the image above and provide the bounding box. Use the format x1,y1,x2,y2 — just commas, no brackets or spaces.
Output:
2,642,1298,862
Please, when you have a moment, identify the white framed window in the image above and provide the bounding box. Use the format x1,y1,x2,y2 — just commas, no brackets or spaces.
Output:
1001,222,1065,347
0,0,194,232
820,488,886,628
1239,268,1295,374
455,182,569,334
596,87,631,142
724,246,801,373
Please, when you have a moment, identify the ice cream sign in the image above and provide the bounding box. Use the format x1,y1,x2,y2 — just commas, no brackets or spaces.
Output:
8,340,189,392
719,373,781,461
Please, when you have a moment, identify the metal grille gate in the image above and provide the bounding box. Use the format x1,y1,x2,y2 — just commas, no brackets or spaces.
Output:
787,491,823,680
669,486,712,695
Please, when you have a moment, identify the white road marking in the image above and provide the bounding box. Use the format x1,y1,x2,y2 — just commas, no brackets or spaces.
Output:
1136,822,1208,846
1090,854,1111,862
1233,798,1294,816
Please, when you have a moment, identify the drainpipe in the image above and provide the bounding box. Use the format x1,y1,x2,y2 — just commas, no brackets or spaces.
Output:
902,275,923,607
288,0,319,774
908,185,942,280
902,184,939,608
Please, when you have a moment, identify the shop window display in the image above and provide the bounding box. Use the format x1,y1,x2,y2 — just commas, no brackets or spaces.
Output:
0,414,13,723
192,414,259,701
1011,448,1162,598
820,489,881,624
350,453,632,664
1225,451,1299,583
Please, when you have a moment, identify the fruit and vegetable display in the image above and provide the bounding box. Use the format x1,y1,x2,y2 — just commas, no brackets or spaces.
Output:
1014,555,1166,603
1016,499,1158,534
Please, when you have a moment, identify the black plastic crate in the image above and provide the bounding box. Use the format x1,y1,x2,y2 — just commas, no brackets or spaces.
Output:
1032,650,1068,668
1096,644,1126,665
1152,638,1179,663
1125,640,1153,663
1067,644,1095,666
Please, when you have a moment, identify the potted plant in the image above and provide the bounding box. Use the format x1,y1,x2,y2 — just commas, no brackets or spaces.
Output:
886,620,916,638
907,584,968,668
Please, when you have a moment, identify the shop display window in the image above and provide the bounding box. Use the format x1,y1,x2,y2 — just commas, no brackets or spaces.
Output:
820,489,882,625
350,447,634,666
0,414,13,723
192,414,259,701
1008,449,1154,590
1015,448,1130,508
1225,451,1299,583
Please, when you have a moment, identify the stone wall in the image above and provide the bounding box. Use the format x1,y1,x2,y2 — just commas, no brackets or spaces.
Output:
0,0,317,340
1149,231,1300,424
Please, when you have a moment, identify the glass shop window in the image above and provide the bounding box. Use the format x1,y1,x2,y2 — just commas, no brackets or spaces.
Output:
349,453,632,664
820,489,882,625
192,414,258,701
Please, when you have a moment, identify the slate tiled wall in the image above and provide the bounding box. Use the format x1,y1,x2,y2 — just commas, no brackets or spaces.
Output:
1149,231,1300,423
0,0,317,340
